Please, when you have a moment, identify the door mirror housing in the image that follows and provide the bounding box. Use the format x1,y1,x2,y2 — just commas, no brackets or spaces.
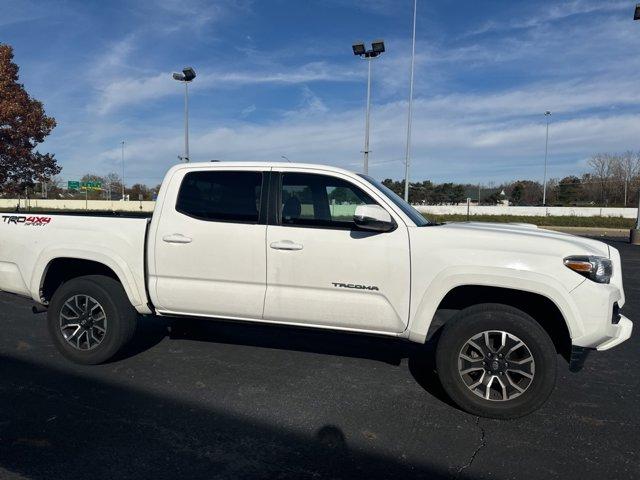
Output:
353,204,395,232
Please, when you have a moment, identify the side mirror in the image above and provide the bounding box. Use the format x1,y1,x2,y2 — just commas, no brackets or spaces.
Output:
353,204,395,232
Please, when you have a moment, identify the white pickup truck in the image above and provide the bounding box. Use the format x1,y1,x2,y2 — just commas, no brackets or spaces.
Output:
0,162,633,418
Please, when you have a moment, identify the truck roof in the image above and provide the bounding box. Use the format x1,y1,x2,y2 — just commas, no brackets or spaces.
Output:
168,161,360,178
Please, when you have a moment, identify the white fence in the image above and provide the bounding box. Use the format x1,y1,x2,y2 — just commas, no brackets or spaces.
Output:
415,205,638,219
1,199,638,219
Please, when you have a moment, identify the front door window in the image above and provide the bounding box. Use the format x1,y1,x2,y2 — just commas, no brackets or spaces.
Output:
281,172,377,229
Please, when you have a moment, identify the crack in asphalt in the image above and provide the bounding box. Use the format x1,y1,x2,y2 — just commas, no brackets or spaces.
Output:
455,416,486,479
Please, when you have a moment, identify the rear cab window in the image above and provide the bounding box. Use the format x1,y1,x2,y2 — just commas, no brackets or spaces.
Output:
176,170,263,223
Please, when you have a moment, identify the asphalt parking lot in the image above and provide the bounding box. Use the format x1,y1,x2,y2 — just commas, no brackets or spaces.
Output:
0,237,638,480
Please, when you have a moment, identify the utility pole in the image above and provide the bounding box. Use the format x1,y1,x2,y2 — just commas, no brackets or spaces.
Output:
404,0,418,202
121,140,126,201
542,111,551,206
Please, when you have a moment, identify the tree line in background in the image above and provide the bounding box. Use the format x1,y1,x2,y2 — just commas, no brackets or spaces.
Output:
8,153,640,208
32,150,640,206
2,42,640,208
382,151,640,207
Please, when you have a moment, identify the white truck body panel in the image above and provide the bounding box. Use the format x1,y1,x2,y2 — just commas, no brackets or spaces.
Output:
0,215,151,313
149,165,268,318
0,161,632,352
263,165,410,333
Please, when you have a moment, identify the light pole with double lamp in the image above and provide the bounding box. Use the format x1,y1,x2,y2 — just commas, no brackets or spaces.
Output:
352,40,385,175
172,67,197,163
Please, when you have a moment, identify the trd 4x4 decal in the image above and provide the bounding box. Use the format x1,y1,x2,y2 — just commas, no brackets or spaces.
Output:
2,215,52,226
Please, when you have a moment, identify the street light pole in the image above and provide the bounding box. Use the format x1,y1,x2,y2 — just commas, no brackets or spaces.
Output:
172,67,197,163
352,41,385,175
184,81,190,163
631,5,640,245
121,140,125,201
363,57,372,175
403,0,417,202
542,111,551,206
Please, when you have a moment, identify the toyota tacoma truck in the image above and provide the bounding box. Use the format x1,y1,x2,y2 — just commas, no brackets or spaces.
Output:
0,162,633,418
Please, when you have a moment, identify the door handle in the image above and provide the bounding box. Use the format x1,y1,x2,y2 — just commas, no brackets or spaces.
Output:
163,234,192,244
270,240,303,251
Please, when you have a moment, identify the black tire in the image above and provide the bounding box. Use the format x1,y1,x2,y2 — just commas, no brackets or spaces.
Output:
47,275,138,365
435,303,557,419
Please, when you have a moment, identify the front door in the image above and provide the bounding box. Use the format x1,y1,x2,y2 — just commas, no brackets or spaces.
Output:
264,170,411,333
151,167,268,319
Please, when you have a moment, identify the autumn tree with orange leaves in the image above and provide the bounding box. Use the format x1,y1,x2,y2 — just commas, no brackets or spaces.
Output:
0,44,60,195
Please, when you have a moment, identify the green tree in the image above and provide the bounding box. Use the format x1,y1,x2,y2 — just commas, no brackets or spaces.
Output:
557,176,583,205
510,182,524,205
129,183,152,201
381,178,403,197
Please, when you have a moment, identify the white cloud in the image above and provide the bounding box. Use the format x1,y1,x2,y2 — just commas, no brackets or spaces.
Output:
0,0,50,27
92,62,361,114
66,83,640,186
467,0,629,36
240,104,256,117
93,73,175,115
31,0,640,188
419,77,640,120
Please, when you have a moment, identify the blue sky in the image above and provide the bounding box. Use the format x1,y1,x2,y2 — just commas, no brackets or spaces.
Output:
2,0,640,186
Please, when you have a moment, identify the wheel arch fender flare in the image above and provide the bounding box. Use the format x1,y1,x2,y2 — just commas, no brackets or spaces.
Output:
406,266,582,343
31,247,146,309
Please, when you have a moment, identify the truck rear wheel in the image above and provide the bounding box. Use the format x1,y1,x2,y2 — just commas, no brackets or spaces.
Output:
47,275,138,365
435,303,557,419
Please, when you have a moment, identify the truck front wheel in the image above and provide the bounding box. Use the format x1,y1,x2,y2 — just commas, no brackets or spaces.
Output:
435,303,557,419
47,275,138,364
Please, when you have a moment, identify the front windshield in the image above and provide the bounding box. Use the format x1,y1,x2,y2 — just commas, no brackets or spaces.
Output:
359,174,430,226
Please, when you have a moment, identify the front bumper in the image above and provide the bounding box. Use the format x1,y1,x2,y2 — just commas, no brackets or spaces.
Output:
569,268,632,349
594,316,633,351
569,316,632,372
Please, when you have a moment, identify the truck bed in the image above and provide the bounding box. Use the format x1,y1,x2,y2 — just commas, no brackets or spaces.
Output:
0,213,150,308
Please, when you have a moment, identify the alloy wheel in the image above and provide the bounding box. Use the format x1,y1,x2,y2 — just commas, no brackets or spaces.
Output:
59,295,108,351
457,330,535,401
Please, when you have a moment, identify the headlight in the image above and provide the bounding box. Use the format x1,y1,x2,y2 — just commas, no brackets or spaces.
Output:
563,255,612,284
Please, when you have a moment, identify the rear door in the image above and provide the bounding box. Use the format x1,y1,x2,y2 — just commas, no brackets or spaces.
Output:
151,167,269,319
263,169,411,333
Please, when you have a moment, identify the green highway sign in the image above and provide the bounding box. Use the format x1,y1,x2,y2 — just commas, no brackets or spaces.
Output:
81,181,102,191
68,181,102,191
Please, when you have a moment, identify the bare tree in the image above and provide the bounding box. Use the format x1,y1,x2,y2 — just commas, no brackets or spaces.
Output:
614,151,640,206
104,172,123,200
588,153,615,205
